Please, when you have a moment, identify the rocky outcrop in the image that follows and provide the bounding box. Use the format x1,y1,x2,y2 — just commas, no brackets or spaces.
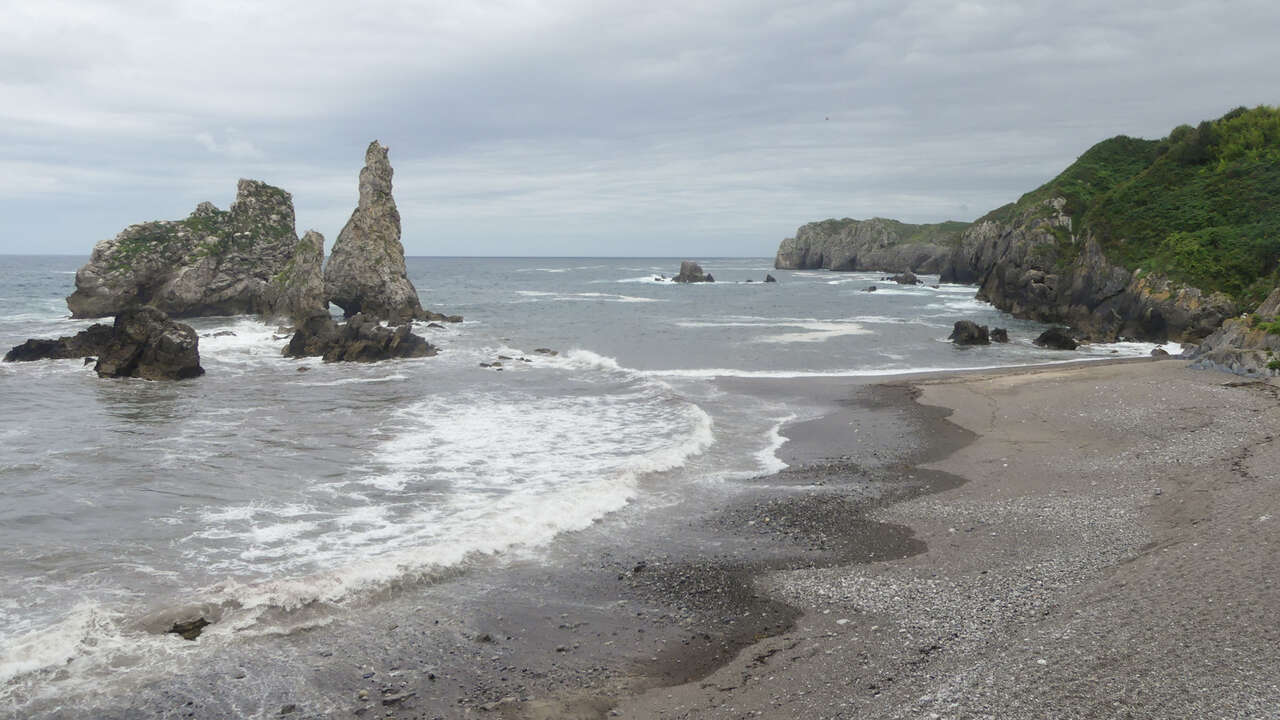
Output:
66,181,327,323
324,142,431,324
890,271,920,285
261,231,328,324
1033,327,1079,350
948,321,990,345
990,328,1009,343
938,198,1235,343
774,218,967,272
283,312,436,363
1188,288,1280,377
6,308,204,380
674,261,713,283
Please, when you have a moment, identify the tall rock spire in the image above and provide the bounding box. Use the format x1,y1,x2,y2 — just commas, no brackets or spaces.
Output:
323,141,426,324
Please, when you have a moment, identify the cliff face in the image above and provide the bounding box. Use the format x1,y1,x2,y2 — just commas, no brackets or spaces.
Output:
67,180,327,322
774,218,967,273
1188,288,1280,376
938,197,1235,342
323,141,427,324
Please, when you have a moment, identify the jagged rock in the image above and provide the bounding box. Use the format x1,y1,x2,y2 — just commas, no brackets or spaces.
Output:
283,312,436,363
774,218,967,272
66,181,325,322
5,324,115,362
1188,287,1280,376
261,230,328,323
1033,326,1079,350
324,142,431,324
6,308,203,380
764,274,777,283
949,321,990,345
890,271,920,285
990,328,1009,343
673,261,713,283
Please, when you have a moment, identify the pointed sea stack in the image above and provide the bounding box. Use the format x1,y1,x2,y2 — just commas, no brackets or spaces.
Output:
324,141,429,324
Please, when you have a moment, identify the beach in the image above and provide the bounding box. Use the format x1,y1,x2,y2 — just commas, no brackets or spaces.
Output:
616,358,1280,719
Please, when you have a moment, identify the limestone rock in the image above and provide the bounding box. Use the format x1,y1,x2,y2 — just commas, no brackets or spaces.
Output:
674,261,712,283
67,181,319,321
4,324,115,362
949,321,990,345
283,312,437,363
6,308,202,380
1188,287,1280,377
323,141,427,324
261,230,328,323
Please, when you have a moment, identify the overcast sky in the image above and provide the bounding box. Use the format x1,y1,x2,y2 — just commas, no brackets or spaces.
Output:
2,0,1277,257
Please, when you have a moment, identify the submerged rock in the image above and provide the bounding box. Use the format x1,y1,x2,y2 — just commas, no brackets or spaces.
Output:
949,320,990,345
1033,326,1079,350
674,261,712,283
66,181,327,323
6,308,203,380
324,141,432,324
283,312,436,363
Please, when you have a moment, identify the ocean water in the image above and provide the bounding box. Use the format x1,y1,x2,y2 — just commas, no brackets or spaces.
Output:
0,255,1175,709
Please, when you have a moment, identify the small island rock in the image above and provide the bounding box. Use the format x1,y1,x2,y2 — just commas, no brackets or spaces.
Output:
949,320,990,345
1033,327,1079,350
674,261,713,283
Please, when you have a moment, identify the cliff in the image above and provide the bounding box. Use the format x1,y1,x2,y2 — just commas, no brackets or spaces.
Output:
1188,287,1280,377
774,218,969,272
66,180,327,323
780,105,1280,343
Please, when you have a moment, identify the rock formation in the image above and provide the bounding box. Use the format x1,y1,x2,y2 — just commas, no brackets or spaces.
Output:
6,307,204,380
990,328,1009,343
764,274,777,283
774,218,968,272
66,181,327,323
1033,327,1079,350
261,230,328,324
948,321,990,345
1188,288,1280,376
283,312,436,363
890,271,920,285
674,261,714,283
324,141,434,324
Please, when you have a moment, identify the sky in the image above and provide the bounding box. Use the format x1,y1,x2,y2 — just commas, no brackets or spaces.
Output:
2,0,1278,257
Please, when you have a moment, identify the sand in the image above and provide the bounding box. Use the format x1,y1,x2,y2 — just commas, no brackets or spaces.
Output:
615,359,1280,719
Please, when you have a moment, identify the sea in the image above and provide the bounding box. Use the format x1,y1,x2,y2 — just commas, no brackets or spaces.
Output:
0,255,1176,712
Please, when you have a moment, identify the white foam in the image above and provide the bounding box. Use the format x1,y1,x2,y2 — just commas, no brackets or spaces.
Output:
754,321,873,344
298,374,407,387
515,290,663,303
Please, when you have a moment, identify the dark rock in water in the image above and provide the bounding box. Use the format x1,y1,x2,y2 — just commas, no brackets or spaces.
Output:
890,270,920,285
949,320,990,345
5,324,115,362
533,348,558,356
990,328,1009,343
930,284,940,289
745,278,753,283
296,366,309,372
95,308,205,380
206,330,236,338
674,261,712,283
1151,347,1170,357
863,285,877,292
169,617,210,641
283,312,436,363
764,274,777,283
426,322,444,329
83,357,96,366
1033,327,1079,350
705,273,715,283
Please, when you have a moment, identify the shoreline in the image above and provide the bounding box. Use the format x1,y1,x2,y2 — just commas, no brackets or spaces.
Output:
616,359,1280,719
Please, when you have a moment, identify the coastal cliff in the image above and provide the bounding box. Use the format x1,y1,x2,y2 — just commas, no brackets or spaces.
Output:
780,105,1280,343
67,180,327,323
774,218,968,273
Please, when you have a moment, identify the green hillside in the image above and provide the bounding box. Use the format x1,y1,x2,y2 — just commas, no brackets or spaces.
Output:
987,106,1280,305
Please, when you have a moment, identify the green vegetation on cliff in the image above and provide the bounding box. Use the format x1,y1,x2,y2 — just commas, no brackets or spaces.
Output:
991,106,1280,305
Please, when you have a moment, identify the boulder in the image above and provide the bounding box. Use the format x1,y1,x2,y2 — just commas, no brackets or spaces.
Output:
990,328,1009,343
283,312,436,363
863,285,877,292
6,308,203,380
764,274,777,283
1033,327,1078,350
66,182,326,323
1151,347,1170,357
948,320,990,345
674,261,712,283
324,141,439,324
890,271,920,285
